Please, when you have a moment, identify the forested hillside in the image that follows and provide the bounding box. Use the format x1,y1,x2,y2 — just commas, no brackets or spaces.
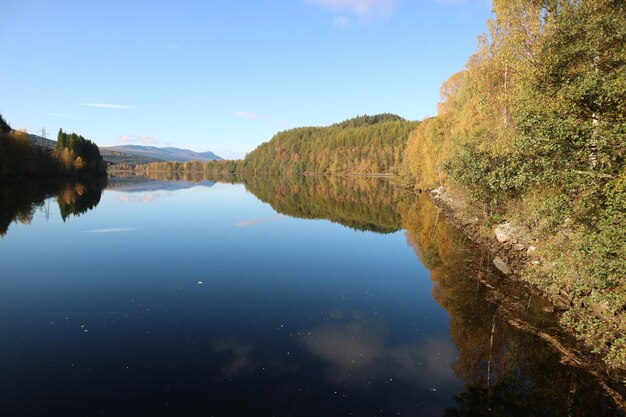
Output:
56,129,105,174
0,114,106,177
400,0,625,368
123,114,418,176
242,114,418,174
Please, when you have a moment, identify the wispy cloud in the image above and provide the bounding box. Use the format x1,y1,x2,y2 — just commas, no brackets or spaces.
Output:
48,112,72,118
234,216,283,228
234,111,287,126
308,0,396,26
116,133,160,145
117,193,161,204
116,135,133,144
137,134,159,145
300,311,458,387
84,227,137,233
79,103,135,110
234,111,265,121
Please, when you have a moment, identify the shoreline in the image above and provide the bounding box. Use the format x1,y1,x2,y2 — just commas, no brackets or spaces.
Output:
422,184,626,408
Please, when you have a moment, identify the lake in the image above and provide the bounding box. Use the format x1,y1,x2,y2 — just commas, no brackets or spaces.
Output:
0,174,621,416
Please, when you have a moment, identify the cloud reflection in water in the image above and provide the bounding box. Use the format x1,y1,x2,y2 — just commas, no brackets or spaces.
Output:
300,311,458,389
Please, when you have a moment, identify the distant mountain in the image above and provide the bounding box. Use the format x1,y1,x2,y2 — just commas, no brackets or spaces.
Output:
99,149,165,165
107,175,216,192
27,134,163,165
26,134,222,164
102,145,223,162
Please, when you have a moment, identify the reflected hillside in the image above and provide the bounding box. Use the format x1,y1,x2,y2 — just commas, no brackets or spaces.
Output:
108,171,217,192
238,175,404,234
131,170,219,183
399,194,622,416
111,173,404,234
0,178,106,236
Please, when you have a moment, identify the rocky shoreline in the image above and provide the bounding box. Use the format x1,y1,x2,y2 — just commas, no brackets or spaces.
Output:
425,185,626,408
429,186,578,311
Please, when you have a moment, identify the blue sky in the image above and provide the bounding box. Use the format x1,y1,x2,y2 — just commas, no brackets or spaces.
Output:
0,0,492,159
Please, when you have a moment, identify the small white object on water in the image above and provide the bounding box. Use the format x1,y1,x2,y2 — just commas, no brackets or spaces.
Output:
197,281,203,285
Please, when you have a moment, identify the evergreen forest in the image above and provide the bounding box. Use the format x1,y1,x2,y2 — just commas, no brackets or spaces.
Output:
0,114,106,178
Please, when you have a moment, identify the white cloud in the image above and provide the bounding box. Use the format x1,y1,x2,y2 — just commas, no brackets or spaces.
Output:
137,134,159,145
116,133,160,145
48,112,72,118
116,134,133,144
79,103,135,110
117,193,161,204
308,0,396,24
300,312,459,387
234,216,283,228
234,111,265,121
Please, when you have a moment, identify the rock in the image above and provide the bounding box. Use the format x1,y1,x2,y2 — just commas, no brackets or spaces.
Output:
430,186,445,197
527,245,537,255
589,300,610,318
495,222,518,243
463,217,479,226
513,243,526,251
493,257,512,275
553,295,571,309
547,284,560,295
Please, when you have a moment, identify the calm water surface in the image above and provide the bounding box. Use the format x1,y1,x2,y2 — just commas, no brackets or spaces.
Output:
0,175,621,416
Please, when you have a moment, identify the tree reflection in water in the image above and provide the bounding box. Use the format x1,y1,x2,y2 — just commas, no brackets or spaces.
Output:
236,174,623,415
0,177,107,236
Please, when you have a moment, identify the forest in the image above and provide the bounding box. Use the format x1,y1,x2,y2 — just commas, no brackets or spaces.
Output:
399,0,625,369
0,114,106,178
241,114,417,174
117,113,417,175
123,159,241,175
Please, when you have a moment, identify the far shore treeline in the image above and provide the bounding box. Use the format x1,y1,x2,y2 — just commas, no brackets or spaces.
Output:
0,114,106,178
